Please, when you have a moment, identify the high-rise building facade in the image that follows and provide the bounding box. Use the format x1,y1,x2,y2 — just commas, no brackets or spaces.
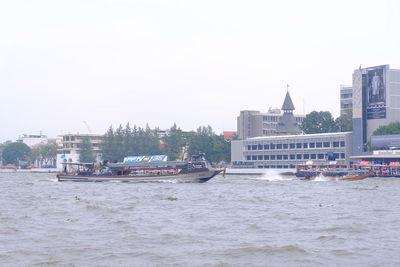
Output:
340,85,353,116
352,64,400,155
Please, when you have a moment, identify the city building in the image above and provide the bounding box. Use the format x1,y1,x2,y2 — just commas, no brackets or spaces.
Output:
231,132,352,169
17,134,48,148
352,64,400,155
237,91,305,139
56,133,104,168
223,131,237,141
340,85,353,116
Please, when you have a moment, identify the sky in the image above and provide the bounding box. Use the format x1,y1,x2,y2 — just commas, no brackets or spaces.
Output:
1,0,400,142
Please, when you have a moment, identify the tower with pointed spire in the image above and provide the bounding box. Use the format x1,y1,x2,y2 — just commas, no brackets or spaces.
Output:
276,87,302,135
237,85,304,139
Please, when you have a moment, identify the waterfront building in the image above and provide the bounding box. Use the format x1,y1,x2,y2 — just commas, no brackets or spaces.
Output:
17,134,48,148
231,132,352,169
340,85,353,116
352,64,400,155
237,91,305,139
56,133,104,168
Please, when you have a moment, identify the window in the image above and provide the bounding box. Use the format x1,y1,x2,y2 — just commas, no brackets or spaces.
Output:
252,155,257,160
258,144,263,150
270,155,276,160
318,154,324,159
271,144,276,149
303,143,308,148
309,143,315,148
264,144,270,150
323,142,330,147
333,141,340,147
296,143,302,149
258,155,263,160
290,144,295,149
247,156,251,160
303,154,310,159
264,155,270,160
341,153,345,159
311,154,316,159
247,145,251,150
296,154,302,159
340,141,345,147
283,155,288,160
334,153,339,159
283,144,288,149
277,155,283,160
277,144,283,149
290,154,295,160
252,145,257,150
316,142,322,148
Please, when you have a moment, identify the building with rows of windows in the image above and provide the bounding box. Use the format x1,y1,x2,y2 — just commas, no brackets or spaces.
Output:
237,91,305,139
231,132,352,169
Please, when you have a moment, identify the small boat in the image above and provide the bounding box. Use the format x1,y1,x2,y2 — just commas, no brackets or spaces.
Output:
57,153,225,183
302,171,372,181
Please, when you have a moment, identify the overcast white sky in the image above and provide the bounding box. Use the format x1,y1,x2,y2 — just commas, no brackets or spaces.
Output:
1,0,400,142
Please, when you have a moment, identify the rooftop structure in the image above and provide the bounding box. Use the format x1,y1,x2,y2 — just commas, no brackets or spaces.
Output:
237,91,304,139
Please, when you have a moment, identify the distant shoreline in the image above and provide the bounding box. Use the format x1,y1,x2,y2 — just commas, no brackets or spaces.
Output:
0,168,59,173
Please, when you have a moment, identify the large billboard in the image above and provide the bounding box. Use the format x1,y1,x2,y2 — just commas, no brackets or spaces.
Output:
366,66,386,119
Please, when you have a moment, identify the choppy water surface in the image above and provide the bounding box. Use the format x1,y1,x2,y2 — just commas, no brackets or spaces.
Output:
1,172,400,267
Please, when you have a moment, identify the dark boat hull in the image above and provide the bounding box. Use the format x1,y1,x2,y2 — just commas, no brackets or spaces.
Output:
57,169,224,183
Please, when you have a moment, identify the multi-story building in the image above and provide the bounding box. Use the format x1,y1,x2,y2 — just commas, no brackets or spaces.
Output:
352,64,400,155
340,85,353,116
231,132,352,169
237,91,305,139
56,133,104,168
17,134,48,148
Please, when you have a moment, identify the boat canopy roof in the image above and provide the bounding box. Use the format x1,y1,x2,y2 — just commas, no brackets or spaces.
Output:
108,160,186,169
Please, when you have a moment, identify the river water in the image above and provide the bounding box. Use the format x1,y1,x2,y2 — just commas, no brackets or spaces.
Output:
1,172,399,267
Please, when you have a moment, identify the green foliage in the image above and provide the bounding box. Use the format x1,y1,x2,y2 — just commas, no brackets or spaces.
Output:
187,126,230,163
372,121,400,136
79,138,96,163
2,142,31,165
163,124,185,160
335,111,353,132
101,124,161,162
300,111,339,134
29,141,58,167
101,123,231,164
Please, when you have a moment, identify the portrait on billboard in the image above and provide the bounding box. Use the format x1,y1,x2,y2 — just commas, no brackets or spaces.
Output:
366,66,386,119
368,68,385,104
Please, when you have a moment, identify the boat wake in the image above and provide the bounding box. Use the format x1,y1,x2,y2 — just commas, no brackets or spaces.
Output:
253,170,293,181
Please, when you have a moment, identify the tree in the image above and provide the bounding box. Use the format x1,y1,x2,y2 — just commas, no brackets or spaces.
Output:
163,124,185,160
335,111,353,132
2,142,31,165
372,121,400,136
79,138,96,163
300,111,339,134
29,141,58,167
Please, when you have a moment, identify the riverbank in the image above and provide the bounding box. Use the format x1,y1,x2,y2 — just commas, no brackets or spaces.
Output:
0,168,59,173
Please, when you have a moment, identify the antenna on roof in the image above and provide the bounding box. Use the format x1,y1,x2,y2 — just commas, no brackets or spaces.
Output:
83,121,92,133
